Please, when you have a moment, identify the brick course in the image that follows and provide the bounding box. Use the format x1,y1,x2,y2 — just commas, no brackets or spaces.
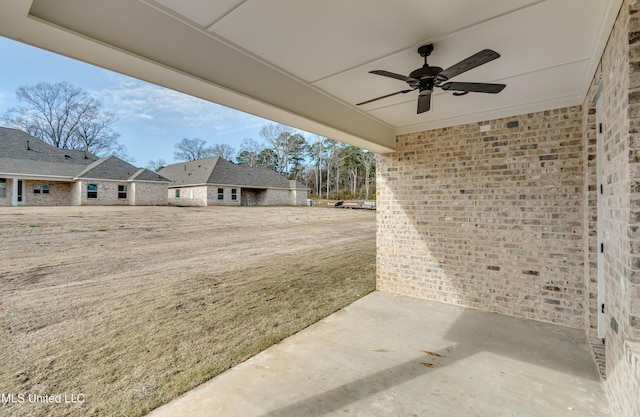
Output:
377,106,585,328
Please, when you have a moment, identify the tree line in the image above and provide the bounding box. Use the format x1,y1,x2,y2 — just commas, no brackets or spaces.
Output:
3,81,376,200
159,124,376,200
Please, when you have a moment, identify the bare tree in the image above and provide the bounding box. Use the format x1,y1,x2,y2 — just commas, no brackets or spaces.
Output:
361,150,376,199
211,143,236,161
3,81,125,157
147,158,167,172
259,123,307,176
342,146,362,197
323,139,341,199
73,104,121,155
174,138,214,161
236,138,265,167
308,137,326,195
260,124,290,174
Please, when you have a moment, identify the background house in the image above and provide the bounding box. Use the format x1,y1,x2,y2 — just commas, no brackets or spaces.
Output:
159,157,308,206
0,127,169,206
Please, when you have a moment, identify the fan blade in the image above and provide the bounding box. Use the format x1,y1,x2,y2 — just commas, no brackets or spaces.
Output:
440,82,506,94
437,49,500,81
356,89,416,106
417,90,432,114
370,70,418,85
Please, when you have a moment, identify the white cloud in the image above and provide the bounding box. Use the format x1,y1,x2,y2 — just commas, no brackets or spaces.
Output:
133,113,154,120
92,73,266,134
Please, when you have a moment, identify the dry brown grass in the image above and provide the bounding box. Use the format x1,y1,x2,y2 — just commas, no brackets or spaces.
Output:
0,206,375,417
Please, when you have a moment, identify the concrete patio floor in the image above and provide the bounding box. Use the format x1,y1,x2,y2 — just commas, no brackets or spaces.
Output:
147,291,610,417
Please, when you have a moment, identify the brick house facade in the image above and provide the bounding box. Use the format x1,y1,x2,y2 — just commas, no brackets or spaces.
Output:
0,128,169,206
160,157,308,207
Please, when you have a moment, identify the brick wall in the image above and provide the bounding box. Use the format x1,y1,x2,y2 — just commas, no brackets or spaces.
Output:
22,180,72,206
289,181,309,206
587,1,640,415
207,185,241,206
259,188,295,206
167,185,306,206
0,178,74,206
76,180,130,206
167,186,207,206
377,106,585,328
131,182,167,206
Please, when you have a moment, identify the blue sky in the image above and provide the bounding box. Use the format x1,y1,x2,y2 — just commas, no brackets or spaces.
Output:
0,36,283,166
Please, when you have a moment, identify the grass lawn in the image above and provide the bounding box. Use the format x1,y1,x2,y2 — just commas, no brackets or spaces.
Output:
0,206,376,417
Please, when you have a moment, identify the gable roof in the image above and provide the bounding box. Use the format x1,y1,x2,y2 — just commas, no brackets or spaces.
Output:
159,157,220,186
0,127,169,183
130,167,170,182
76,156,170,182
0,127,99,178
159,157,307,190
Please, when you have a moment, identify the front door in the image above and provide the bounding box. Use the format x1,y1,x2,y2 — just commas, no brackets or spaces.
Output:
17,180,23,203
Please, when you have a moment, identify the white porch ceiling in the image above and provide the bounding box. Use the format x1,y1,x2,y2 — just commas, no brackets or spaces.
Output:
0,0,623,153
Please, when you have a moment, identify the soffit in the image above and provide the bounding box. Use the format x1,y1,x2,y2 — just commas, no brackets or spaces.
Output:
0,0,623,153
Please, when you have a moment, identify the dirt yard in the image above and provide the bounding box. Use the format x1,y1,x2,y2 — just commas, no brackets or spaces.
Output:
0,206,376,417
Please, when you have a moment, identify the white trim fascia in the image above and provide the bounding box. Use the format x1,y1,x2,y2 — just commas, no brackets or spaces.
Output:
0,173,75,181
129,179,172,184
75,177,168,183
394,95,583,136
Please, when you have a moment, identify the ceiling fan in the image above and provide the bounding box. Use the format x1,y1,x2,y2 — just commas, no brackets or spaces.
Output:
357,44,506,114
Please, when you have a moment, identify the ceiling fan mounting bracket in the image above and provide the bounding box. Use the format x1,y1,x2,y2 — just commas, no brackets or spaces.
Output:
417,44,434,58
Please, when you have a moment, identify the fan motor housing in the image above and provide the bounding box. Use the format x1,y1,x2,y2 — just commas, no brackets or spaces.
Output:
409,66,443,79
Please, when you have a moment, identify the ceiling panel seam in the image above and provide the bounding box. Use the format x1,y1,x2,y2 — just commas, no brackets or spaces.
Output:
309,0,549,85
204,0,248,31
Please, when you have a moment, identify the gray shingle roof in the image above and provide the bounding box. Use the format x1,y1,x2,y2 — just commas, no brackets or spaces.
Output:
76,156,170,182
0,127,99,177
0,127,169,183
159,157,220,186
159,157,307,189
130,168,171,182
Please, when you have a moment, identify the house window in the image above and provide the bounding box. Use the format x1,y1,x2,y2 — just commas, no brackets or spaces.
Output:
33,184,41,194
87,183,98,199
218,188,224,200
231,188,237,200
118,185,127,199
0,178,5,198
175,189,180,198
42,184,50,194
